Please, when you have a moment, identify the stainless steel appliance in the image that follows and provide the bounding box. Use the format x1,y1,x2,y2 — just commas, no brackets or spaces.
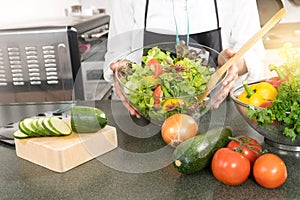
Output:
81,61,112,100
256,0,284,26
0,14,111,104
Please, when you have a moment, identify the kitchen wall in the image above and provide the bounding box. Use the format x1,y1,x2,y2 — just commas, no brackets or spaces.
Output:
0,0,109,27
80,0,110,13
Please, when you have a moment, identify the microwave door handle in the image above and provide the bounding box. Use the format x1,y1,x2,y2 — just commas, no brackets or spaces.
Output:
57,43,73,80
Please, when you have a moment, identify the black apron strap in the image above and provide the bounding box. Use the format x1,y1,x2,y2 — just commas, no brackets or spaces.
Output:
214,0,220,28
144,0,149,28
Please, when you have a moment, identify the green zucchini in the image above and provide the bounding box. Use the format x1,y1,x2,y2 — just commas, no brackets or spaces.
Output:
14,117,72,139
49,116,72,135
70,106,108,133
36,117,51,136
172,127,232,174
19,118,39,136
31,118,46,136
43,116,72,136
13,130,30,139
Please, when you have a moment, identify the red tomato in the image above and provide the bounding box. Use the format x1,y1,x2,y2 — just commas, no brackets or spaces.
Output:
253,153,287,189
148,58,162,78
211,148,251,186
148,58,160,66
259,101,273,108
161,114,198,147
265,76,286,88
153,85,163,109
227,136,262,166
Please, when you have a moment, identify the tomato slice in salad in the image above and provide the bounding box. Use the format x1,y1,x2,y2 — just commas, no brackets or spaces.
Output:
148,58,160,66
148,58,163,78
153,85,163,109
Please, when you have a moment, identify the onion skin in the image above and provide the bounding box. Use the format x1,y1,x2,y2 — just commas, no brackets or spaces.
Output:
161,114,198,147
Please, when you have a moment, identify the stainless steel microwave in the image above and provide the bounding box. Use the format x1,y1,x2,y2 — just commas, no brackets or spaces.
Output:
0,14,110,104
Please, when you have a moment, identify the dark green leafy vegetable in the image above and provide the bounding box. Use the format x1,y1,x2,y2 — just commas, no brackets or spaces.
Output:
248,78,300,141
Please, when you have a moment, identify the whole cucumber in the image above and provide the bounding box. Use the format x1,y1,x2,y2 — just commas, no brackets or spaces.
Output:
172,127,232,174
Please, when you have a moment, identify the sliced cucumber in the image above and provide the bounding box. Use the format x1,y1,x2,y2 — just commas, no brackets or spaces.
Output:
18,120,30,136
31,118,45,136
25,118,40,136
17,116,72,138
37,117,51,136
42,117,60,136
19,118,38,136
48,116,72,136
13,129,30,139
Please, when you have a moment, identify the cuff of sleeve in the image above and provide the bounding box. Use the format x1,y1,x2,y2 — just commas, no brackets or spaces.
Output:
104,67,114,82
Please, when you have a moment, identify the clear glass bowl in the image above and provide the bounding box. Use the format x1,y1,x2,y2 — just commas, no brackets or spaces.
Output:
230,80,300,151
115,42,227,125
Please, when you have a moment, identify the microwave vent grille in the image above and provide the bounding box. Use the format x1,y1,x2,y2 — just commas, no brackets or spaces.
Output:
0,49,7,86
7,47,24,86
25,46,41,85
0,45,61,87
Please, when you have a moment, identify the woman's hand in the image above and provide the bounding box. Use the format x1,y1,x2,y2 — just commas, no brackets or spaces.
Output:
212,48,246,109
110,60,141,118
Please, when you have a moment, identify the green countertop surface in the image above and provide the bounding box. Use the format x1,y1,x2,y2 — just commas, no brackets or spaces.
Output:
0,99,300,200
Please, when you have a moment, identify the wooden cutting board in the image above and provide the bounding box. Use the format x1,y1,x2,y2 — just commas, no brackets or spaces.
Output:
14,125,118,173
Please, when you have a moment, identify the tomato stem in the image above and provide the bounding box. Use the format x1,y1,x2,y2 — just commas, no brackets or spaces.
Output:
260,149,269,155
228,136,243,144
228,136,262,155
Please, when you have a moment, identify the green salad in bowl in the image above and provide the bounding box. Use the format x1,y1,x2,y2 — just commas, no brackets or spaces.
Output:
115,42,226,125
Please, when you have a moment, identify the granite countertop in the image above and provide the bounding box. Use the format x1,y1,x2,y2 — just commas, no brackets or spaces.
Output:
0,99,300,200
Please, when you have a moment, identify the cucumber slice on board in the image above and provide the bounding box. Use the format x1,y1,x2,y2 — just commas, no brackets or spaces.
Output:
37,117,52,136
31,118,46,136
42,117,61,136
18,121,30,136
13,130,30,139
31,118,39,130
19,118,39,136
16,116,72,138
48,116,72,136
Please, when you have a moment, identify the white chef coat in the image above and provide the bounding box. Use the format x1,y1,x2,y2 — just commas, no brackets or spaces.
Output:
104,0,266,85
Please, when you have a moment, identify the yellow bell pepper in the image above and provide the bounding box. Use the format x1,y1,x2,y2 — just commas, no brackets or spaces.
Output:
237,85,256,103
237,80,278,107
143,75,159,85
162,98,184,111
255,82,278,100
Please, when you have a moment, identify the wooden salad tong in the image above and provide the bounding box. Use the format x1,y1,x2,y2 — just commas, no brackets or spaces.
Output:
200,8,287,101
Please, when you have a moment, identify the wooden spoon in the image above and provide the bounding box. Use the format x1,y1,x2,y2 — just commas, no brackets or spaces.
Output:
199,8,287,101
